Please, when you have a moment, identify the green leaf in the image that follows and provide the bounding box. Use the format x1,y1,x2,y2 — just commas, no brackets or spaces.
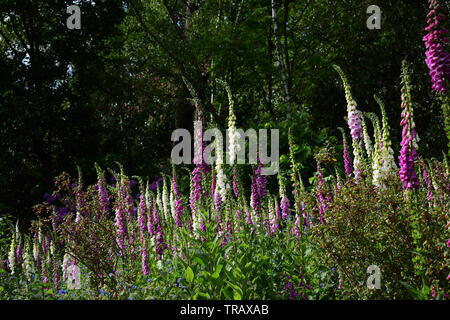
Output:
193,256,206,267
186,266,194,284
212,264,223,279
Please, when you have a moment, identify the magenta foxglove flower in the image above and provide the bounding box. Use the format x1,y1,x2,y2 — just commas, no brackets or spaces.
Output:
341,131,353,177
280,196,290,220
251,175,260,214
138,195,147,234
294,213,301,238
423,0,450,94
155,231,165,259
422,168,434,207
255,161,267,199
399,61,420,190
115,200,126,252
316,165,327,224
245,209,253,225
214,190,222,212
97,177,109,215
141,246,149,275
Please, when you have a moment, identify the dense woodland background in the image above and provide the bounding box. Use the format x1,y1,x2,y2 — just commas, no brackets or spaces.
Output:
1,0,448,223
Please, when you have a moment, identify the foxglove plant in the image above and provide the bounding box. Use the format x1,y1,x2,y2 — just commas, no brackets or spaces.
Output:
338,127,353,177
375,95,398,185
162,177,170,223
33,239,40,267
192,112,204,202
361,112,373,158
61,253,72,283
75,167,85,223
316,164,327,224
23,240,34,281
138,194,147,240
95,163,109,215
141,245,149,275
424,0,450,153
365,112,383,188
278,174,290,220
399,61,420,190
8,229,16,275
268,198,279,237
423,0,450,94
422,167,434,207
114,194,126,253
215,131,227,209
220,79,241,165
146,188,155,237
334,65,364,180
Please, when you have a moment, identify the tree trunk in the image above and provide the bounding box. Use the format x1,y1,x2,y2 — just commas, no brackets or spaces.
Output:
271,0,291,111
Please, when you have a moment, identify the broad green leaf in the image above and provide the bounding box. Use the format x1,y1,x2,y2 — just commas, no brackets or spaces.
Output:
186,266,194,284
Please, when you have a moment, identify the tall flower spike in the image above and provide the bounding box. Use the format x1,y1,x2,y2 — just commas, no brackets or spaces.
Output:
334,65,364,180
268,198,278,237
338,127,353,177
162,177,170,223
23,239,34,281
365,112,383,188
399,61,420,190
278,174,290,220
423,0,450,94
361,112,373,158
215,129,227,207
316,164,327,225
192,111,204,201
75,166,84,223
217,79,241,165
95,163,109,216
375,95,397,185
8,228,16,275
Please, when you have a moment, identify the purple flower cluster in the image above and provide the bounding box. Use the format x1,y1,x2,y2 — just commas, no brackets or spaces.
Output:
280,196,290,220
192,166,203,201
155,231,166,259
141,245,149,275
343,137,353,177
251,160,268,214
255,162,267,199
251,175,259,214
149,176,163,192
214,190,222,212
294,213,301,238
316,165,327,224
282,272,309,300
115,197,127,253
399,68,420,190
423,0,450,94
399,133,419,190
422,168,434,207
348,110,363,143
245,209,253,225
97,178,109,215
